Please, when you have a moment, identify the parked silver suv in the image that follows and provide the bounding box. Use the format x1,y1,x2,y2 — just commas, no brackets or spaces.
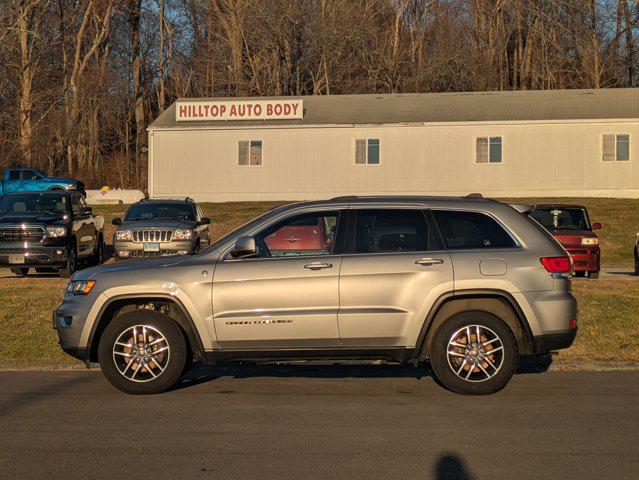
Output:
112,198,210,260
54,196,577,395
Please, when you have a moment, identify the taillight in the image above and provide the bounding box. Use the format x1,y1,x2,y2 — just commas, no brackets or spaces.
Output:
540,256,572,273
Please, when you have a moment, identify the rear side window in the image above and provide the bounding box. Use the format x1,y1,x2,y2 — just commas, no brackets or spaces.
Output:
433,210,517,249
8,170,20,180
352,209,437,253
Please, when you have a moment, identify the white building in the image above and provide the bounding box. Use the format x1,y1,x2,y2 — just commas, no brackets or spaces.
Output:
148,89,639,201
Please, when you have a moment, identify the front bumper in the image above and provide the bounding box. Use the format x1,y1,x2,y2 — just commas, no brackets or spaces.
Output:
0,243,68,267
113,240,195,260
564,245,600,272
532,328,578,354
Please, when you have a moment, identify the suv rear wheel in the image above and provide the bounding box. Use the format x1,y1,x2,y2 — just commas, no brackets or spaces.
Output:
98,310,187,394
430,311,518,395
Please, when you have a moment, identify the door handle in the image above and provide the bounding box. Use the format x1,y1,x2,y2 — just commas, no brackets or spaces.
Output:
415,258,444,266
304,262,333,270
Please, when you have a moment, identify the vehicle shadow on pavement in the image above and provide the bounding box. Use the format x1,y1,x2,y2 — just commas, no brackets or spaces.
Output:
170,355,554,392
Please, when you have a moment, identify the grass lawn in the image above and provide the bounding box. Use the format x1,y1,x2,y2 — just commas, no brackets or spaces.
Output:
0,198,637,368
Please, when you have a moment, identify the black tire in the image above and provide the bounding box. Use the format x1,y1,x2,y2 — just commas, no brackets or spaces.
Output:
98,310,187,395
10,267,29,276
588,271,599,279
58,245,76,278
90,235,105,266
430,311,518,395
635,257,639,276
574,271,586,278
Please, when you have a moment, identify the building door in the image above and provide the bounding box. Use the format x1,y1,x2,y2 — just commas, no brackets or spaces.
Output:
212,209,346,350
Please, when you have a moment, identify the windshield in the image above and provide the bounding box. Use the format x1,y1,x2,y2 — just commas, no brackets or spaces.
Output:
530,207,591,231
0,194,69,215
124,202,195,221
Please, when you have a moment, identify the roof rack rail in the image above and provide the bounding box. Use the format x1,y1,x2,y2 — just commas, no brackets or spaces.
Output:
330,195,360,201
465,193,484,198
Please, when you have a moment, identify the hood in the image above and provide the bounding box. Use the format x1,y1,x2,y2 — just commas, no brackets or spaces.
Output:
119,219,196,229
0,212,69,225
73,255,190,280
551,230,597,247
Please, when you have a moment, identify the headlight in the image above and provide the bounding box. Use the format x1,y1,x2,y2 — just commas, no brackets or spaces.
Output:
173,229,193,240
115,229,132,241
65,280,96,295
46,226,67,237
581,237,598,246
66,183,76,190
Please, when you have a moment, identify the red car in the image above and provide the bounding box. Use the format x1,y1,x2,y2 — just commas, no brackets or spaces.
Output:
264,214,333,256
530,204,602,278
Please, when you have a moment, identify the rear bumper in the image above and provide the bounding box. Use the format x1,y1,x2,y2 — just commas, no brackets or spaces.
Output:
532,328,577,354
565,246,600,272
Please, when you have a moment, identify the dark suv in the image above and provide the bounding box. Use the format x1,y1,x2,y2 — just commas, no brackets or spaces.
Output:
112,198,210,260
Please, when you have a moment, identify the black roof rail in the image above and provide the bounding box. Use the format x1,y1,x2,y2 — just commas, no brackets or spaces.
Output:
465,193,484,198
330,195,360,201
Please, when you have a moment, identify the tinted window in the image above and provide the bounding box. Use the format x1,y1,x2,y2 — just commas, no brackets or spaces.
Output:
433,210,516,249
8,170,20,181
256,211,339,258
0,194,69,214
353,209,434,253
530,207,591,231
125,202,196,221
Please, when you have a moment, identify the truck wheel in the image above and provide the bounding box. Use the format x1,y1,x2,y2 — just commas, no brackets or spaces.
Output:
10,267,29,276
90,235,105,266
98,310,187,395
635,258,639,276
429,311,518,395
58,246,76,278
588,271,599,279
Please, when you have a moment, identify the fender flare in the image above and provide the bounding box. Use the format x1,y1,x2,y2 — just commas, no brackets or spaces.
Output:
87,293,206,362
413,289,534,360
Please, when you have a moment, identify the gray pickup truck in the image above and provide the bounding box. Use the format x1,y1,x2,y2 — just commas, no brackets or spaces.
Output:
112,198,210,260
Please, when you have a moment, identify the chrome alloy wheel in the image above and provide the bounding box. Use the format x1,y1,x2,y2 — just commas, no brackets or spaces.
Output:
446,325,504,382
112,325,170,383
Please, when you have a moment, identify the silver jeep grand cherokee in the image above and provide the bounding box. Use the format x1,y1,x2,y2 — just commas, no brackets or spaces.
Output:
112,198,210,260
54,196,577,395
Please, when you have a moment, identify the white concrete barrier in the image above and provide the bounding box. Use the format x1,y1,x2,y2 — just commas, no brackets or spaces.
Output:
86,189,145,205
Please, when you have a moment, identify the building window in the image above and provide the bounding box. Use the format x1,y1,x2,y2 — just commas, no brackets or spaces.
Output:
476,137,502,163
602,134,630,162
238,140,262,166
355,138,380,165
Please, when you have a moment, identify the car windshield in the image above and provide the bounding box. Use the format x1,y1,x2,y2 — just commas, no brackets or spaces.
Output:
124,203,195,221
530,207,591,231
0,194,69,215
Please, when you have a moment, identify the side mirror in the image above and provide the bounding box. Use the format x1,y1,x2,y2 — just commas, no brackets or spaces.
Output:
592,222,603,230
200,217,211,225
80,206,92,215
231,236,256,259
112,218,122,226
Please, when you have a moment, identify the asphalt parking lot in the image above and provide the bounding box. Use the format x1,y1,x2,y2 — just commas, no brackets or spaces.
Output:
0,367,637,479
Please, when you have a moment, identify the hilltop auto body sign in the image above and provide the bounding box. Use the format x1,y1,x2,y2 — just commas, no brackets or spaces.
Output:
175,99,304,122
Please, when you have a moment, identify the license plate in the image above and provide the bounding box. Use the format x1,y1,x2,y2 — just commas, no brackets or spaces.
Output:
143,243,160,252
8,254,25,264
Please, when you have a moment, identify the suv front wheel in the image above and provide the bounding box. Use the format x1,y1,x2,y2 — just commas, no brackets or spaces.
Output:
430,311,518,395
98,310,187,394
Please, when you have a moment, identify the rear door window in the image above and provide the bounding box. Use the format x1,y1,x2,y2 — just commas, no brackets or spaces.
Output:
432,210,517,249
350,209,439,253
